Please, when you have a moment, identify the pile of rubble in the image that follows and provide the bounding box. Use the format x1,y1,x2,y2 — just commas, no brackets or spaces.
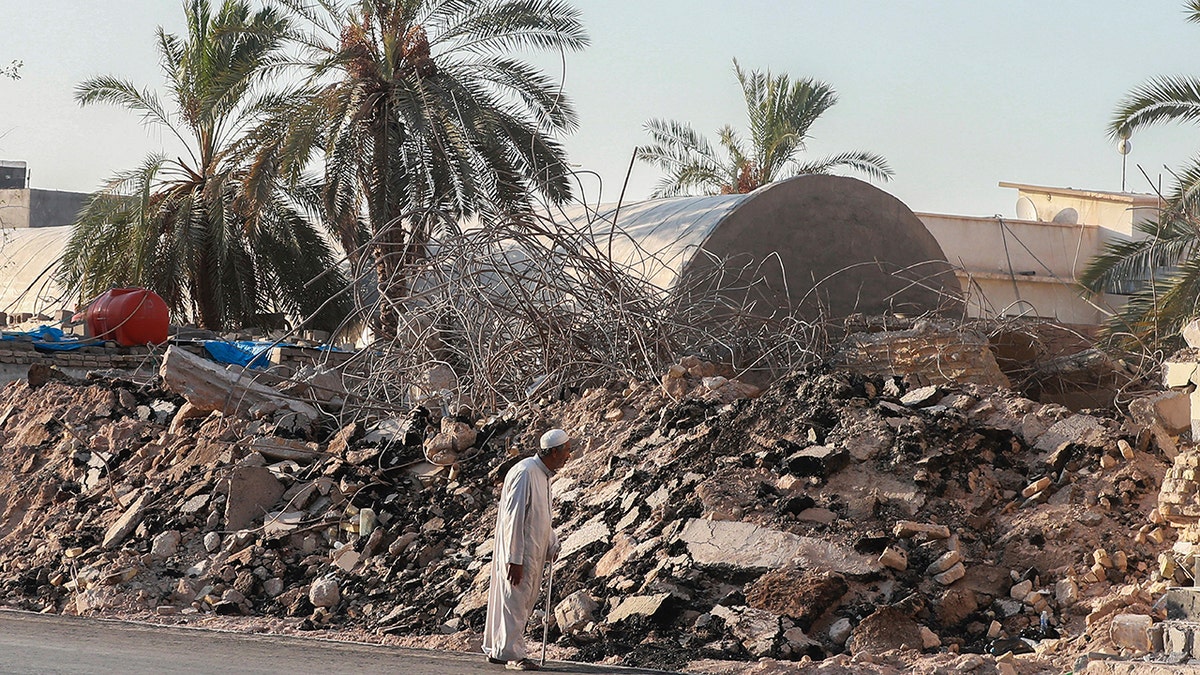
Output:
0,324,1192,674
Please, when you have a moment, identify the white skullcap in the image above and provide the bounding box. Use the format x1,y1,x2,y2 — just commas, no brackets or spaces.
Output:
539,428,569,450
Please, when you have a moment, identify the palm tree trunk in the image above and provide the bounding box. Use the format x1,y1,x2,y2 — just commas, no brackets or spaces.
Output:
194,249,224,332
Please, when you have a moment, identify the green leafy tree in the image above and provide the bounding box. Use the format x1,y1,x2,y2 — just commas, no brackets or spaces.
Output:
1083,0,1200,347
57,0,351,332
254,0,589,338
638,60,892,197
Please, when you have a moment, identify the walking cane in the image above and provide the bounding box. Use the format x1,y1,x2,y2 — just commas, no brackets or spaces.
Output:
540,562,555,667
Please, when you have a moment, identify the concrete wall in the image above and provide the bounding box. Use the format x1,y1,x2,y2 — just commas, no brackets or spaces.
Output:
29,190,88,228
0,189,31,229
918,212,1111,323
0,189,88,229
1000,182,1159,240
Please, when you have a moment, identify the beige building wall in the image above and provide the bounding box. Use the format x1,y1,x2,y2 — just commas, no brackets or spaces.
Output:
999,182,1159,239
0,189,32,229
918,182,1159,326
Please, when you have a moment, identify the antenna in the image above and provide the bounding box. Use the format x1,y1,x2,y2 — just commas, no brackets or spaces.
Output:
1117,127,1132,192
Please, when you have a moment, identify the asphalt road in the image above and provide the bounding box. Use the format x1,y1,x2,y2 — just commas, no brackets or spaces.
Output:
0,610,673,675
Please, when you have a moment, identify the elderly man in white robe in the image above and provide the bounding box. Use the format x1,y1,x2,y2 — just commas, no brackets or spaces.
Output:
482,428,572,671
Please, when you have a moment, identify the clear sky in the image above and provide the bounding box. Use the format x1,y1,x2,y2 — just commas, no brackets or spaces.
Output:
3,0,1200,217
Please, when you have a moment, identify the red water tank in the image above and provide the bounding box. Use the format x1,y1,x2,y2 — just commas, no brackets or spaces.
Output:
84,288,169,346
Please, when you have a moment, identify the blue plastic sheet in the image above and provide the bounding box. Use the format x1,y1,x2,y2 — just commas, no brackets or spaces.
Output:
202,340,276,370
5,325,89,352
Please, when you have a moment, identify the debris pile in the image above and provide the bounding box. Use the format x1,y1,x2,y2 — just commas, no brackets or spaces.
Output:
0,322,1192,674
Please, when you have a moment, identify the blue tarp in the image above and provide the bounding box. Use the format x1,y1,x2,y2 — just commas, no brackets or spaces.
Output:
202,340,275,370
3,325,89,352
201,340,349,369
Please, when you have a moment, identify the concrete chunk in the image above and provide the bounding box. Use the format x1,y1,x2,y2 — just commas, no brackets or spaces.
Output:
1110,614,1153,653
554,590,598,633
222,466,285,531
933,562,965,585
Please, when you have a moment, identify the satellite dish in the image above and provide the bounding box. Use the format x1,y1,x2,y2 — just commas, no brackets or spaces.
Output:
1015,196,1039,221
1117,127,1132,141
1117,139,1132,155
1052,207,1079,225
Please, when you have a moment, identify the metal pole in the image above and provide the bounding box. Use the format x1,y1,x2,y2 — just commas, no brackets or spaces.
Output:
540,564,555,667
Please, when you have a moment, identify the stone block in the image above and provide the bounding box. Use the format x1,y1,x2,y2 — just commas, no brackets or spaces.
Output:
933,562,965,585
926,550,962,576
1010,579,1033,600
1055,578,1079,606
879,545,908,571
309,577,340,608
1110,614,1153,653
1182,320,1200,349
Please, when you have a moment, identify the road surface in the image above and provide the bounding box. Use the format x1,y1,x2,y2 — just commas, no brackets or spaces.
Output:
0,610,672,674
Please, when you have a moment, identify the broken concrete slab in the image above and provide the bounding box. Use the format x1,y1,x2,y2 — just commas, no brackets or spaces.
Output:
559,516,610,560
159,345,318,423
677,518,878,575
1129,390,1191,437
594,533,637,578
900,385,941,408
606,593,671,624
1033,414,1107,454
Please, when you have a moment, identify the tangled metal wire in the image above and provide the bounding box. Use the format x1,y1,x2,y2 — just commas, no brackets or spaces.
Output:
323,208,831,419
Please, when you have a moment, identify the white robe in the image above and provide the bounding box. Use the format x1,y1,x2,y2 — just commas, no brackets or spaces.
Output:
482,455,557,662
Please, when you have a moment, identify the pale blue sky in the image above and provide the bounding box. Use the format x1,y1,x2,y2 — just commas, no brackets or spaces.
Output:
3,0,1200,217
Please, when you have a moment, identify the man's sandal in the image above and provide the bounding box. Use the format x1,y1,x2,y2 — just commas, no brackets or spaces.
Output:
505,658,541,671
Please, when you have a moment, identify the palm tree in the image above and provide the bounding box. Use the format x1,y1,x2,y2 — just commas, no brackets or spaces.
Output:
57,0,352,333
638,60,892,197
254,0,589,338
1082,0,1200,347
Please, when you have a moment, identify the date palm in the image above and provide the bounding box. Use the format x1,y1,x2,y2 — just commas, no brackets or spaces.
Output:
255,0,588,338
58,0,352,333
1083,0,1200,347
638,60,892,197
